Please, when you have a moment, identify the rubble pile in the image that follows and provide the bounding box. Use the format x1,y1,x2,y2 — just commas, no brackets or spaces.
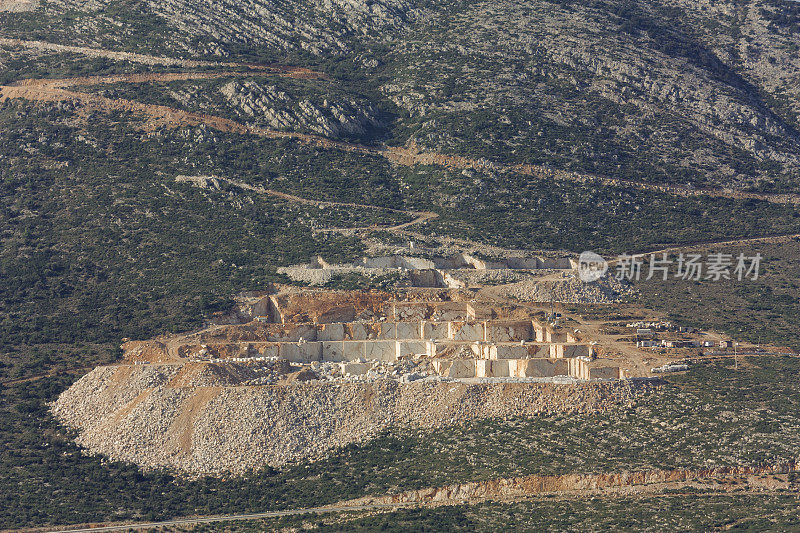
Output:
53,364,655,475
494,274,634,304
52,287,642,476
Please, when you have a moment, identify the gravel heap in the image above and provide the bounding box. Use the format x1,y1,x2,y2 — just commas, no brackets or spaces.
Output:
495,274,634,304
52,363,656,476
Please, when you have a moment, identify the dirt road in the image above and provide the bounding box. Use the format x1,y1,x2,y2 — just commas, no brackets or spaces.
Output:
33,461,800,533
1,51,799,208
0,37,319,75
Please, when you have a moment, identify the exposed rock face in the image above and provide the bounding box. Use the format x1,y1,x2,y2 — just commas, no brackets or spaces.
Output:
52,363,653,475
49,0,420,54
32,0,800,188
151,0,417,53
379,0,800,188
218,80,387,139
349,462,800,506
0,0,38,12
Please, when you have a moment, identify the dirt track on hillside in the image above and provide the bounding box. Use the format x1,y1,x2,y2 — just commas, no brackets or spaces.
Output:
0,37,319,75
30,461,800,532
3,65,800,208
3,38,800,206
8,70,800,245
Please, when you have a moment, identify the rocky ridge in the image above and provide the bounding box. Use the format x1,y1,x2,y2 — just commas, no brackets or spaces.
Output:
218,79,386,139
380,0,800,188
47,0,420,54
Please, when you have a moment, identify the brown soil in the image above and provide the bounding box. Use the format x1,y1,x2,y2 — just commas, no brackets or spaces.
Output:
167,362,206,388
345,462,800,507
2,65,800,209
0,38,321,75
167,386,222,455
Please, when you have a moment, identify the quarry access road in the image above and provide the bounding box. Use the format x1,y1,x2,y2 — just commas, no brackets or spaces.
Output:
41,503,413,533
6,70,319,90
187,175,439,233
610,231,800,262
2,51,800,210
223,177,438,231
0,37,320,75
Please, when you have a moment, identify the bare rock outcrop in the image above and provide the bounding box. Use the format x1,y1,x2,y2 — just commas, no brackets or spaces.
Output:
219,80,387,139
48,0,420,54
0,0,38,12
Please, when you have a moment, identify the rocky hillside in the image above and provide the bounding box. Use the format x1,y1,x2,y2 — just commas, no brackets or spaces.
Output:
382,0,800,189
3,0,796,189
218,79,387,140
43,0,420,54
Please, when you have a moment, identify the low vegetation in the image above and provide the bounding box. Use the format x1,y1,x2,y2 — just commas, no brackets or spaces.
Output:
636,239,800,351
2,357,799,528
186,494,800,532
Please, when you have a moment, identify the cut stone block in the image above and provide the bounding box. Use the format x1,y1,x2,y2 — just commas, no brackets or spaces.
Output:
532,321,546,342
549,344,593,358
378,322,398,340
341,341,366,361
396,340,428,359
424,341,469,358
468,342,484,358
426,340,437,357
317,323,345,341
569,358,590,380
523,358,570,378
590,366,621,379
253,343,280,358
364,340,397,361
475,359,490,377
422,321,451,340
321,341,345,362
545,329,568,343
449,321,486,342
491,359,509,377
344,323,378,340
507,359,528,377
487,321,533,342
466,303,477,320
565,344,593,358
446,359,476,378
395,321,423,340
488,344,530,360
280,342,322,363
476,359,510,377
431,359,452,375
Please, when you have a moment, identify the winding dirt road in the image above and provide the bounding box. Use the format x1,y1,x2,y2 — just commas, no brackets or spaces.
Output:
208,176,439,233
1,42,799,207
0,37,319,75
8,62,797,245
3,39,800,244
